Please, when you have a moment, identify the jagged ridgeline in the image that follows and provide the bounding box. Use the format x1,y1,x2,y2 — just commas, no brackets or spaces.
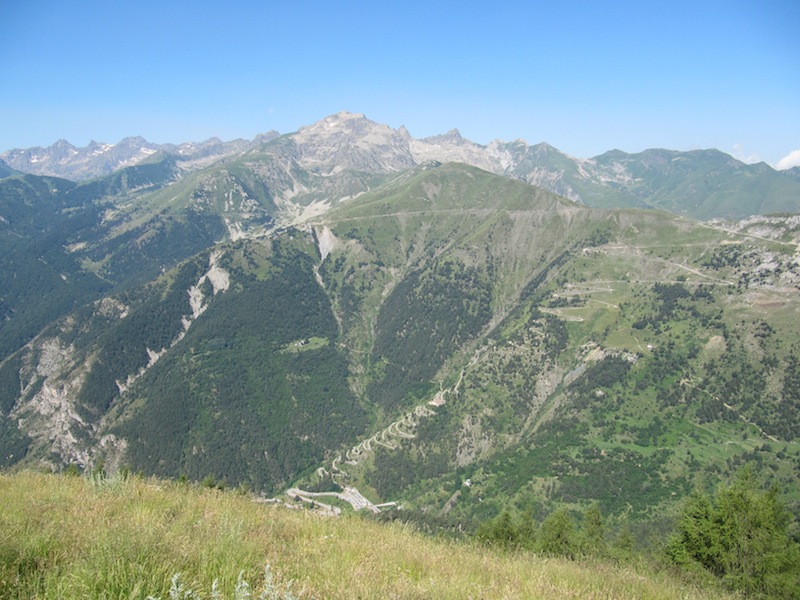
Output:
2,160,800,526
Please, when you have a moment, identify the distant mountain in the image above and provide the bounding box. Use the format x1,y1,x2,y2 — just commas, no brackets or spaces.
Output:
0,156,230,360
408,130,800,219
2,110,798,370
296,113,799,219
4,112,798,220
0,133,279,181
201,111,799,220
784,166,800,183
567,148,800,218
1,138,163,180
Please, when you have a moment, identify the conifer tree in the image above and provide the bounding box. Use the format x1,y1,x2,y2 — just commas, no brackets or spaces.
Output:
581,504,606,556
538,508,577,558
667,466,800,597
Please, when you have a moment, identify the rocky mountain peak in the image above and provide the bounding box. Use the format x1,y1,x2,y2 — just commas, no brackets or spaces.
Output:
115,136,152,150
254,131,280,144
292,112,415,173
297,111,376,138
51,140,79,160
421,128,465,145
85,140,107,152
52,139,76,150
1,134,263,181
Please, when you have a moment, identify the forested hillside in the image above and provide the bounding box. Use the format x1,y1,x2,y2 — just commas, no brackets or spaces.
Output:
287,166,800,531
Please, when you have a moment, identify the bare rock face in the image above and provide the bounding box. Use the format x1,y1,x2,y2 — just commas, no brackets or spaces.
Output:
12,337,92,468
292,111,417,174
4,248,235,472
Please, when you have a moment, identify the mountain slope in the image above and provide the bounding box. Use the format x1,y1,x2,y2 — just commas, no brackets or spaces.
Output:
5,162,798,524
1,115,799,539
113,237,368,489
574,148,800,218
1,471,738,600
1,163,590,486
0,173,111,358
315,163,598,413
307,200,800,528
0,157,229,361
0,159,18,179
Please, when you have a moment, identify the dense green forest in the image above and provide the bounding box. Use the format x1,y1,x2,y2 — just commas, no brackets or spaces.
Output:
368,258,493,410
115,237,368,491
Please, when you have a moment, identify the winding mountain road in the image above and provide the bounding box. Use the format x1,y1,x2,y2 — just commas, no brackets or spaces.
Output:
286,355,479,513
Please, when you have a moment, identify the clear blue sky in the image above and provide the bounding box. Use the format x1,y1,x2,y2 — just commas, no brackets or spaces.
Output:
2,0,798,167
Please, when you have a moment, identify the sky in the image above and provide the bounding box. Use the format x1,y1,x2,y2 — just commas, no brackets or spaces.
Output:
1,0,798,168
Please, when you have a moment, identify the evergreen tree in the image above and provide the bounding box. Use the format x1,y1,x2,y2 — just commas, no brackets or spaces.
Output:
581,504,606,556
611,523,636,561
476,509,518,549
667,466,800,598
538,508,578,558
516,508,538,551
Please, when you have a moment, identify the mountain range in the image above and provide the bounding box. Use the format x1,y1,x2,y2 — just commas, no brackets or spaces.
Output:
1,111,799,541
3,111,799,220
0,132,280,181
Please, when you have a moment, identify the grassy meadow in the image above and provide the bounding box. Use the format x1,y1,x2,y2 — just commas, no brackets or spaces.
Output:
0,471,735,599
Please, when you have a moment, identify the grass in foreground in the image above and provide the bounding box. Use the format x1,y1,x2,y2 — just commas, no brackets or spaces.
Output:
0,471,734,599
